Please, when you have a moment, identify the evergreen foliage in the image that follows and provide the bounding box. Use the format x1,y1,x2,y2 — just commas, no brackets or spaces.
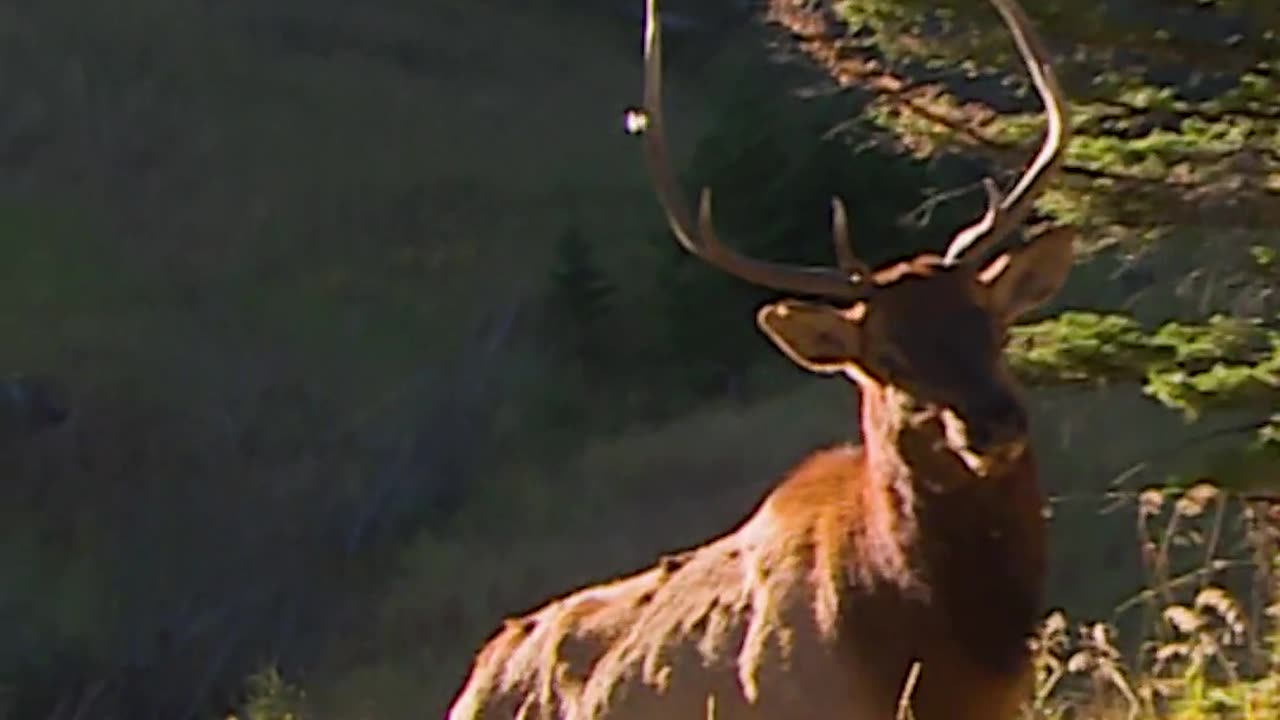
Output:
638,46,978,399
3,0,1280,716
764,0,1280,493
768,0,1279,240
546,224,617,374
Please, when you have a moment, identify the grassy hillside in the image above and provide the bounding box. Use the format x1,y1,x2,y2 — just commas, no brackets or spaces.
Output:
4,0,1274,718
0,0,728,715
2,0,709,395
324,374,1237,717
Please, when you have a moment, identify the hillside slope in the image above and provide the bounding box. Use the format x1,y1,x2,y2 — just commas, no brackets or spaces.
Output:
1,0,722,716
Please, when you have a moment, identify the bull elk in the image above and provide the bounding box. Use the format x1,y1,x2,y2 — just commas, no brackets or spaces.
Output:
448,0,1074,717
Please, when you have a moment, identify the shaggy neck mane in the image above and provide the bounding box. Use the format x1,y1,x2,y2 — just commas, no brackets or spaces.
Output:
854,372,973,488
838,375,979,583
826,372,1046,666
858,379,910,480
447,374,1047,720
840,379,924,589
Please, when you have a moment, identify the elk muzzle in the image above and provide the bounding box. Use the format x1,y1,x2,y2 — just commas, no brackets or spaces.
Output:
942,390,1029,475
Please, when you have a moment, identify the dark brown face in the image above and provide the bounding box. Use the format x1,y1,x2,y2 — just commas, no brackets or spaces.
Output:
756,228,1077,469
635,0,1070,463
859,270,1029,457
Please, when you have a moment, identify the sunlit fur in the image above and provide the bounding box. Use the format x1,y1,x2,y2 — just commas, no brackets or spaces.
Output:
446,255,1060,720
449,0,1071,711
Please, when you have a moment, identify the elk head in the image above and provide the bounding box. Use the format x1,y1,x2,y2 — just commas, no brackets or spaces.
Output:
632,0,1073,476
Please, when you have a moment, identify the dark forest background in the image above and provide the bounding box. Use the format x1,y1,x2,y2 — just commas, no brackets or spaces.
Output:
2,0,1278,718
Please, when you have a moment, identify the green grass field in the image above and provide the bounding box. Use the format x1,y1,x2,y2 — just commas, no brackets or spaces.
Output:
304,377,1278,717
3,0,1277,718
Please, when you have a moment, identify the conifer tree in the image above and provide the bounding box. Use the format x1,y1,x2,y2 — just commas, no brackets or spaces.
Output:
765,0,1280,485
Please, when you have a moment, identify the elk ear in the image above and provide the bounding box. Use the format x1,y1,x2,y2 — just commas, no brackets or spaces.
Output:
757,300,864,375
979,226,1076,323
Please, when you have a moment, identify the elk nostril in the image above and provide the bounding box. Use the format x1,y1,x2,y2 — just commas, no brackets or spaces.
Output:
967,424,995,452
996,397,1027,426
968,395,1027,450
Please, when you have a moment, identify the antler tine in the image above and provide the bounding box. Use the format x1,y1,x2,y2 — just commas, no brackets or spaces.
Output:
830,197,871,279
943,0,1071,266
637,0,868,300
942,178,1003,262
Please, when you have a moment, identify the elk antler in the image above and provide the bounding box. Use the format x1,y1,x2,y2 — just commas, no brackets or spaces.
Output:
943,0,1072,266
831,197,872,278
634,0,871,299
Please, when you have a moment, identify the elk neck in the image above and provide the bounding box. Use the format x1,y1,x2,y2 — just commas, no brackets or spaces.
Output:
844,368,1042,566
852,369,1029,493
854,374,954,491
845,369,1047,672
856,376,914,486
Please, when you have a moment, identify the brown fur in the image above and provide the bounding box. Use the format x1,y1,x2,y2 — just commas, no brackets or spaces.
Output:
447,375,1047,720
449,0,1070,709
